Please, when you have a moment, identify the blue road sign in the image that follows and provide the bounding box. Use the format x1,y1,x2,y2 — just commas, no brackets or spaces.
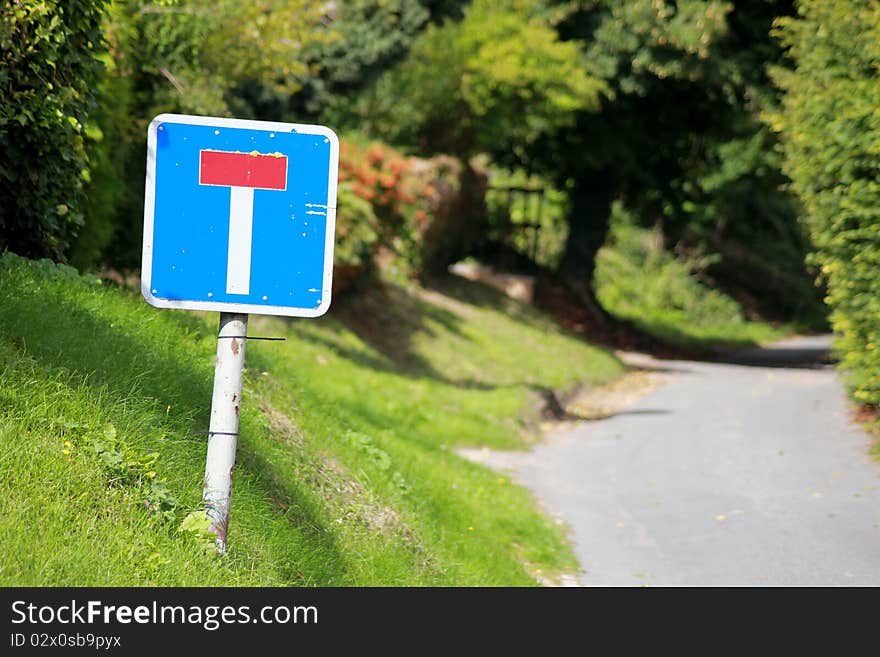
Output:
141,113,339,317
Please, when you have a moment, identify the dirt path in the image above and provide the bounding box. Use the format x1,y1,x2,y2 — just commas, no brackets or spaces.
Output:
463,335,880,586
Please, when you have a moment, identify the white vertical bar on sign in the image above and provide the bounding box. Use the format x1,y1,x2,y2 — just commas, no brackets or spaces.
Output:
227,186,254,295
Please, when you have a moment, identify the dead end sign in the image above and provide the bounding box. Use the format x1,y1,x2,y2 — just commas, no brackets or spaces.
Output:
142,113,339,317
140,113,339,553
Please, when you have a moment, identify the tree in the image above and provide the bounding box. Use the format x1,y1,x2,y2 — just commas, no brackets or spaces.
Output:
541,0,786,311
327,0,606,270
546,0,823,322
336,0,604,160
239,1,472,123
76,0,461,269
76,0,330,268
336,0,818,323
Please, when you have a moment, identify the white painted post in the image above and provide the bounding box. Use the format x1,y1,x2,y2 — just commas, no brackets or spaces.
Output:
203,312,248,553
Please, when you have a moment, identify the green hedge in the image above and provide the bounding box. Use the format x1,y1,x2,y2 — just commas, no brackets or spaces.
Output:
772,0,880,405
0,0,107,260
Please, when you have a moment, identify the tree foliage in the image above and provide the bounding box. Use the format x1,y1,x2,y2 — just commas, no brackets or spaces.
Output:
533,0,819,320
74,0,453,269
0,0,834,339
331,0,605,163
74,0,332,268
771,0,880,404
130,0,328,115
0,0,108,260
288,0,439,119
331,0,818,318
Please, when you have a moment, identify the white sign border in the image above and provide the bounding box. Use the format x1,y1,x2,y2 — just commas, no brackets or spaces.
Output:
141,113,339,318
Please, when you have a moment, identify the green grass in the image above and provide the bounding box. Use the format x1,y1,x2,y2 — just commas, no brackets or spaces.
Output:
595,213,785,351
0,253,623,586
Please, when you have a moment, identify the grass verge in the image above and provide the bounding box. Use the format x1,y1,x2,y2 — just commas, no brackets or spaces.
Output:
595,211,786,351
0,253,623,585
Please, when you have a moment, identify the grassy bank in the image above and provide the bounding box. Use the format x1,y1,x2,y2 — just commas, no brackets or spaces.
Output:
0,253,623,585
595,212,786,351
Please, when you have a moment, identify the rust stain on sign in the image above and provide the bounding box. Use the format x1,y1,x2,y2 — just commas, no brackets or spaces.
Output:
230,338,240,356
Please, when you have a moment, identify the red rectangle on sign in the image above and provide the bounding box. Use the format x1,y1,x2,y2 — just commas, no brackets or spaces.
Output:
199,150,288,190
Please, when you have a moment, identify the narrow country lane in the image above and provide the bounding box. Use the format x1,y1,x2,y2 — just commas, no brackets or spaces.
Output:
475,335,880,586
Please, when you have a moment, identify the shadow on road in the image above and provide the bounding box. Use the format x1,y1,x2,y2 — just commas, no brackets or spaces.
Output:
711,335,835,370
564,408,673,422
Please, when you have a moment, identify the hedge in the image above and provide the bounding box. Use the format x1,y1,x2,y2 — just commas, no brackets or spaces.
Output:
772,0,880,405
0,0,107,260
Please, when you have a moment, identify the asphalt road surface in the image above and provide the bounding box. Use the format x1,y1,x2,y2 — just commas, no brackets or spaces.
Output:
478,335,880,586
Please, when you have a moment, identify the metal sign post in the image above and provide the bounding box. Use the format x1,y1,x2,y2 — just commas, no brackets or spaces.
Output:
142,114,339,552
204,313,247,552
